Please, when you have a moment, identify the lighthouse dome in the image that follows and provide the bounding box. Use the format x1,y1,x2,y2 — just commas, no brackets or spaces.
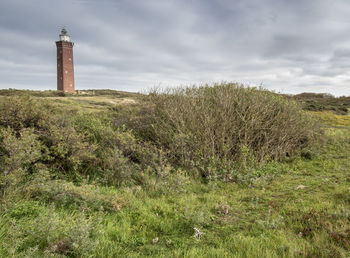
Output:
59,28,70,42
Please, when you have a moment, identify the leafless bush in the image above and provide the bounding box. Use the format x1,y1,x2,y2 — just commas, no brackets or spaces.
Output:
142,83,322,168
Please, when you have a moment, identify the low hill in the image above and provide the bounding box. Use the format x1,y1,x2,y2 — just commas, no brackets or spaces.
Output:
286,92,350,115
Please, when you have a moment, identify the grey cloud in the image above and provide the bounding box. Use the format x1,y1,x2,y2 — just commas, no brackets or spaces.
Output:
0,0,350,95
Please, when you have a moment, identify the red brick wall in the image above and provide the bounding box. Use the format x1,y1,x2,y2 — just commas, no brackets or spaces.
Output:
56,41,75,93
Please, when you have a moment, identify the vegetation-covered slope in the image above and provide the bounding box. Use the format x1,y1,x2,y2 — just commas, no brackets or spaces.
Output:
290,92,350,115
0,84,349,257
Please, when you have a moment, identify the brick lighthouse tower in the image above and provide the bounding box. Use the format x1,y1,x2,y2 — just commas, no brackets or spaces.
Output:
56,28,75,93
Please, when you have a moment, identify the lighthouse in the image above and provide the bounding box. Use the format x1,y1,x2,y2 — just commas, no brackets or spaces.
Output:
56,28,75,93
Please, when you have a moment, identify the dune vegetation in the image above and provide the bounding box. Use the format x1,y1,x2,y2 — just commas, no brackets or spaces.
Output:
0,83,349,257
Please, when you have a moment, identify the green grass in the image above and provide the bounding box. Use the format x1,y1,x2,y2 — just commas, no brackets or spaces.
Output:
0,91,349,257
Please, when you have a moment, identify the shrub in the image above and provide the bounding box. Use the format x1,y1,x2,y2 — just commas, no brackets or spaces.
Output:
0,96,48,131
75,113,169,186
0,96,170,187
8,200,44,219
38,112,96,175
0,127,43,197
140,83,322,171
0,96,97,181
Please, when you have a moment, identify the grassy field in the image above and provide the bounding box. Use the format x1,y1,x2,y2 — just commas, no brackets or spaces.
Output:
0,89,349,257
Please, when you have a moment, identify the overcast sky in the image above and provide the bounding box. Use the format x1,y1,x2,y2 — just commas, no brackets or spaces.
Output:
1,0,350,95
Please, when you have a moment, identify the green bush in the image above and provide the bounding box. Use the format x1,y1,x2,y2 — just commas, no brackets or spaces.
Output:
0,87,323,187
139,83,322,173
0,127,43,197
8,200,44,219
74,113,165,186
38,112,96,175
0,96,171,188
0,96,48,131
0,97,96,181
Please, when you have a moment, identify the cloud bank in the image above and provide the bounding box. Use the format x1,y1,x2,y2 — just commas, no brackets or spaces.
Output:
1,0,350,95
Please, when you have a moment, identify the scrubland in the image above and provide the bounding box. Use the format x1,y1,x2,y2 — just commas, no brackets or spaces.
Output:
0,84,349,257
